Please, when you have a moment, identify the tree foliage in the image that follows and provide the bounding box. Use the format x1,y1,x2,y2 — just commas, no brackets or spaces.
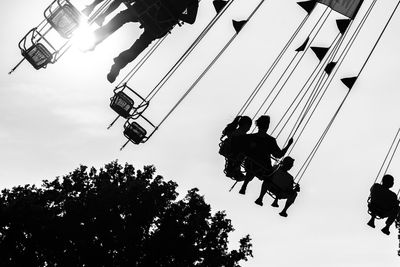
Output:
0,161,252,266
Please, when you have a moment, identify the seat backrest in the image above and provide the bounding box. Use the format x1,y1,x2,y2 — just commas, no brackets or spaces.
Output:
110,92,135,118
46,3,81,39
22,43,53,70
124,122,147,144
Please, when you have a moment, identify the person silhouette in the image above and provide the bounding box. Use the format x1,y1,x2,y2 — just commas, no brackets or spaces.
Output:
367,174,400,235
82,0,130,26
87,0,199,83
254,157,300,217
238,115,293,195
219,116,252,180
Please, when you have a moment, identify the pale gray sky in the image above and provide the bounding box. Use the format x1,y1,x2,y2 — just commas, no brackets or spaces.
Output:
1,0,400,266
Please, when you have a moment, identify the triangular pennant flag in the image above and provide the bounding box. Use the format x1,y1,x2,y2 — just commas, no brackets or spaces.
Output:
213,0,228,14
336,19,351,35
311,46,330,61
341,76,358,90
232,20,247,34
297,0,316,14
295,37,309,52
324,61,337,75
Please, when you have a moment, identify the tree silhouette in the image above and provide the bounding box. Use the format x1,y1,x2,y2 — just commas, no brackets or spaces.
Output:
0,161,252,267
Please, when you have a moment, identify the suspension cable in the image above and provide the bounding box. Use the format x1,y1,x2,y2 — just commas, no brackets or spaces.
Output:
270,31,340,137
156,0,266,129
236,8,319,116
116,0,216,86
143,0,236,103
285,0,378,153
355,0,400,78
374,128,400,183
249,9,332,124
290,0,380,180
383,134,400,175
272,34,339,139
272,0,377,144
295,90,350,183
282,33,342,142
117,36,167,87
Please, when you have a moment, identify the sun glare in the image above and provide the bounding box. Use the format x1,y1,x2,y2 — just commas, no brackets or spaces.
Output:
71,20,97,52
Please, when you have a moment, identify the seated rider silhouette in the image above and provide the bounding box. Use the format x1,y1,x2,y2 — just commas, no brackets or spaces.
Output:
367,174,400,235
82,0,132,26
219,116,252,181
254,157,300,217
87,0,199,83
238,115,293,195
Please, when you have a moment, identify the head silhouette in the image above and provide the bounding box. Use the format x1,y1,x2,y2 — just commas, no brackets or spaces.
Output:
238,116,252,132
381,174,394,188
280,156,294,171
256,115,270,132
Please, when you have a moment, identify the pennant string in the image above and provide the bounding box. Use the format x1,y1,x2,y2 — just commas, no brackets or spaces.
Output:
374,128,400,184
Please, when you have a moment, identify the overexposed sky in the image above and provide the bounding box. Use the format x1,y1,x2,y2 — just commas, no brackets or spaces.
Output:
1,0,400,266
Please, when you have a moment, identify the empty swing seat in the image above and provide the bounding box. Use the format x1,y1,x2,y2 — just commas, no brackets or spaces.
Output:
45,1,81,39
124,121,147,144
22,43,53,70
110,91,135,118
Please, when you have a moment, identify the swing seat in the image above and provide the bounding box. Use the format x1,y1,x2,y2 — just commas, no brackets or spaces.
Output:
22,43,53,70
244,160,273,181
110,91,135,119
123,121,147,144
45,1,82,39
264,182,284,198
367,199,395,219
265,182,296,199
224,156,246,181
267,169,299,199
219,139,232,157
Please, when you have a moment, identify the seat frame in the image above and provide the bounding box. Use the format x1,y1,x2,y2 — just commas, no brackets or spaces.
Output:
222,150,293,198
108,84,150,129
120,115,157,149
44,0,82,39
18,28,58,70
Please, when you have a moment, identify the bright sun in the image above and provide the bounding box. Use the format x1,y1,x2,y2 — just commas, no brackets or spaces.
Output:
70,20,98,52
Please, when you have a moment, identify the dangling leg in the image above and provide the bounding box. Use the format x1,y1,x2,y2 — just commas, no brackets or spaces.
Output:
239,161,255,195
271,197,279,208
367,214,376,228
381,208,399,235
255,180,270,206
279,191,297,217
239,173,254,195
108,30,157,82
95,0,125,26
82,0,104,16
